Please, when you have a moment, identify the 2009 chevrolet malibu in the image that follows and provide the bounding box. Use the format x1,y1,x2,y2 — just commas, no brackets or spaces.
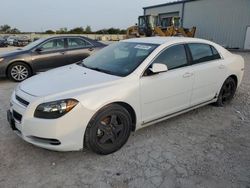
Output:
7,37,244,154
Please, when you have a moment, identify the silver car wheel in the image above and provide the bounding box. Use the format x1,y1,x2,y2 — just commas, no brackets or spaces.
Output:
10,65,29,81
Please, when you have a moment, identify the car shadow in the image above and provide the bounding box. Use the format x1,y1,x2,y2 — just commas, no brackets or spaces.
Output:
0,77,11,83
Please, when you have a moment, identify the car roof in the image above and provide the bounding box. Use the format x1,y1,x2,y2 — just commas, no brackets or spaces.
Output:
123,36,212,45
124,36,232,58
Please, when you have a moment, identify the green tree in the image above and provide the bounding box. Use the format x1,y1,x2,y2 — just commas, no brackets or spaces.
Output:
108,28,120,34
96,29,108,34
56,27,68,34
85,25,92,34
95,28,125,34
69,27,84,34
119,29,127,34
45,30,55,34
10,28,21,34
0,24,11,33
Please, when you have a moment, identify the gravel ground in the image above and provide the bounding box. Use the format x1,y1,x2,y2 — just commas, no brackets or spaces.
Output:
0,47,250,188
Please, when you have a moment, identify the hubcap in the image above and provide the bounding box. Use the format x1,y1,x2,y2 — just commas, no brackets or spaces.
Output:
11,65,28,81
96,114,124,145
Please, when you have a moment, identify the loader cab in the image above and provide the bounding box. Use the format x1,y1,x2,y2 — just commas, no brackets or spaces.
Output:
138,15,159,36
160,16,181,29
172,17,181,28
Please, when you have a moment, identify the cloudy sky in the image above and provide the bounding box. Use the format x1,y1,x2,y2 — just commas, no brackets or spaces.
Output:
0,0,173,32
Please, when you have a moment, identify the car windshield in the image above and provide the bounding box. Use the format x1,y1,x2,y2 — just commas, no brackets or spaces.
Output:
81,42,158,77
21,38,45,50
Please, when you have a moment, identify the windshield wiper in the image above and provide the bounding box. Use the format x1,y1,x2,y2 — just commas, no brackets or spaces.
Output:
79,62,89,68
88,67,113,75
76,61,84,65
80,63,120,76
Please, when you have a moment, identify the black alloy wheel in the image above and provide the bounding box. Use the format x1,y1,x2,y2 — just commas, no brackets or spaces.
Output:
215,77,237,107
84,104,132,155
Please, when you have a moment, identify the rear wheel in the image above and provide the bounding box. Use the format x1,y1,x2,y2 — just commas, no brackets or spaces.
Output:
7,62,32,82
214,77,237,107
84,104,132,155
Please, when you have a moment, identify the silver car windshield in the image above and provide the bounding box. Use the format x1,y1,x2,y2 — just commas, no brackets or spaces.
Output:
81,42,158,77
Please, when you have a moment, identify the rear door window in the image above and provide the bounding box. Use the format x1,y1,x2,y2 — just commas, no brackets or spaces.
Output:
211,46,221,60
67,38,92,49
188,43,221,64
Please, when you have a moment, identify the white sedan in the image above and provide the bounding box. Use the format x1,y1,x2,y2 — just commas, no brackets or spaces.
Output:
7,37,244,154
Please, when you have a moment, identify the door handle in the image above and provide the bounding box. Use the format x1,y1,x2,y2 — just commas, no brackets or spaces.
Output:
218,65,225,69
183,72,193,78
60,51,66,55
88,48,94,51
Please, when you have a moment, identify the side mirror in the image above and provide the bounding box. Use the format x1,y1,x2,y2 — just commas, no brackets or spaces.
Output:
35,47,43,53
150,63,168,74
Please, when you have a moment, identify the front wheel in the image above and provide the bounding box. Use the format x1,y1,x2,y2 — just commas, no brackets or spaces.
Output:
7,62,32,82
84,104,132,155
214,77,237,107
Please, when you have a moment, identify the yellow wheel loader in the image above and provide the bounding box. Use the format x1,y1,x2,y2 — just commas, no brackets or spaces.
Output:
126,15,196,38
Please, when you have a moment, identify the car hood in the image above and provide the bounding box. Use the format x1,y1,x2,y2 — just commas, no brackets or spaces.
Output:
19,64,121,97
0,49,28,58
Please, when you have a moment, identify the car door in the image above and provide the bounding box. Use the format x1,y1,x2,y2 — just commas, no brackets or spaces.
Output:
31,38,67,72
64,37,94,65
140,44,195,124
187,43,226,106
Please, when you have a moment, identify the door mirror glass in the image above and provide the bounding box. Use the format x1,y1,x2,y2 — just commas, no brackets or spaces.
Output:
150,63,168,73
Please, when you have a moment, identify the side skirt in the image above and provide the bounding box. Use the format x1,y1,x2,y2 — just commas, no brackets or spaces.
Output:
141,98,217,128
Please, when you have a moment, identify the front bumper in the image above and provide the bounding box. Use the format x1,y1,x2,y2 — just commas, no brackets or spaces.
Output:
7,88,93,151
7,110,16,131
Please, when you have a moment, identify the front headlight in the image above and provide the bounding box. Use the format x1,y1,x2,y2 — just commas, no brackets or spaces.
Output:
34,99,79,119
0,58,4,62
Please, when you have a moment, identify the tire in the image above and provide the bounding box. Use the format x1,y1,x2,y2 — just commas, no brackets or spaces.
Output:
145,28,153,37
84,104,132,155
214,77,237,107
7,62,32,82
